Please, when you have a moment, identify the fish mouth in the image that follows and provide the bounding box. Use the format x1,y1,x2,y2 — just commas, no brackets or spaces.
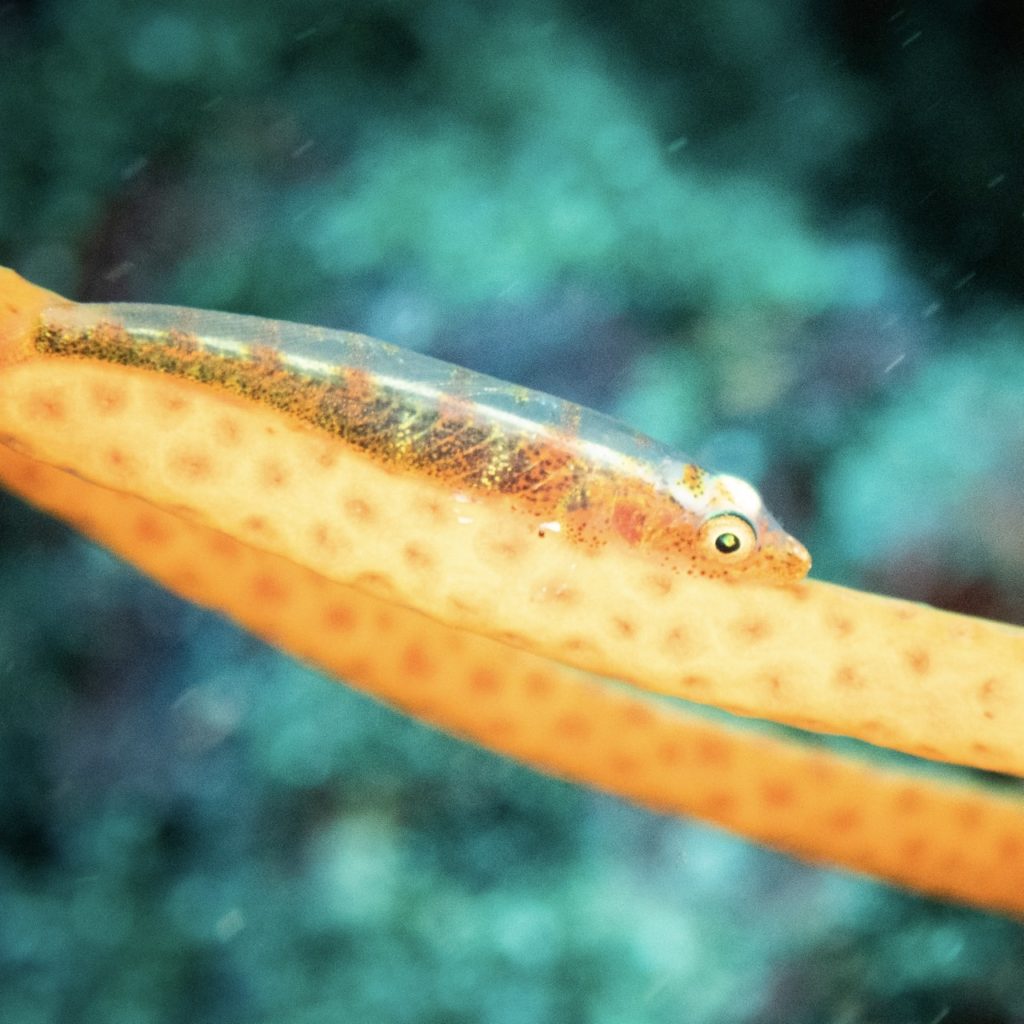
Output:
773,533,812,581
753,525,812,582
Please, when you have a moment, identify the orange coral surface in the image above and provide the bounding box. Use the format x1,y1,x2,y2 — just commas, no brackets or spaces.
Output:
1,267,1023,916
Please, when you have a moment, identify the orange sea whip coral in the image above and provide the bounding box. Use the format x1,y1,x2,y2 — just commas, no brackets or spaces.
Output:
1,267,1022,916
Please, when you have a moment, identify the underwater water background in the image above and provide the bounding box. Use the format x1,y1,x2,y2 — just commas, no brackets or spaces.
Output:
1,0,1024,1021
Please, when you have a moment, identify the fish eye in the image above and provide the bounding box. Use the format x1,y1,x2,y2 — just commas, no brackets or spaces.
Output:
698,512,757,563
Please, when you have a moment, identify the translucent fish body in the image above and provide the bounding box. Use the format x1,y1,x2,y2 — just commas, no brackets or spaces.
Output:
30,302,809,582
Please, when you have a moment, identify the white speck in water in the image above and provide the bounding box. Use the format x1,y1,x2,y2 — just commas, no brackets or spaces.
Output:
120,157,148,181
883,353,906,374
215,908,245,941
103,261,136,283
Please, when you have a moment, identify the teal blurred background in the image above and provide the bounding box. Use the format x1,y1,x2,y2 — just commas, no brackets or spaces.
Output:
1,1,1023,1021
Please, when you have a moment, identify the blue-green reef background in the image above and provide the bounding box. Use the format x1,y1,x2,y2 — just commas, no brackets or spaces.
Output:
2,1,1024,1021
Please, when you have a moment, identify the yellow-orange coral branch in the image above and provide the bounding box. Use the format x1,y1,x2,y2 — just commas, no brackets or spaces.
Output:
3,441,1024,917
1,267,1023,917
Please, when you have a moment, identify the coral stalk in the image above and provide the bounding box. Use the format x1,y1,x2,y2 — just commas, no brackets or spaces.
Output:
1,267,1022,915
